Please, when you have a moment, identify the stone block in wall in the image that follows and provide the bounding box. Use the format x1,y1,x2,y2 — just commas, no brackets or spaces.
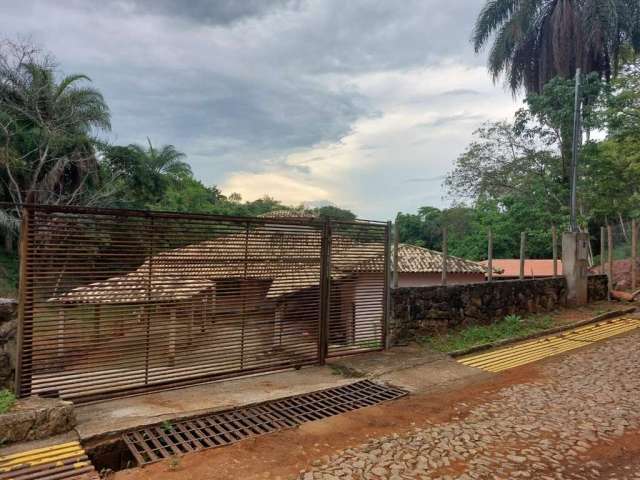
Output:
587,275,608,302
390,277,571,343
0,396,76,444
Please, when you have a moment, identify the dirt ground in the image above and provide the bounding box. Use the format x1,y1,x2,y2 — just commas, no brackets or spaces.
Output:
113,367,538,480
113,324,640,480
543,299,626,325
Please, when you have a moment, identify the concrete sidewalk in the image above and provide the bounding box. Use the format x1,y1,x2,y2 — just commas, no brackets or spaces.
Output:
75,344,482,441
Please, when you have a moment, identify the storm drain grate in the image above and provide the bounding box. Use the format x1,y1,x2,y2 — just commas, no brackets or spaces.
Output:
122,380,408,465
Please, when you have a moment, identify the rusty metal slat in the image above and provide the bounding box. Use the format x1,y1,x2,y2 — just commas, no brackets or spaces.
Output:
17,204,389,402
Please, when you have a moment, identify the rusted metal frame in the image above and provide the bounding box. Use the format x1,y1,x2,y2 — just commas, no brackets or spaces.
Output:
144,214,154,386
7,201,386,229
15,207,32,397
383,221,391,350
22,207,384,401
318,220,332,365
240,221,249,370
392,221,399,288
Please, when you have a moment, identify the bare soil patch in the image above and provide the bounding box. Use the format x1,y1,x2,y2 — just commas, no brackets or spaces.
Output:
113,366,541,480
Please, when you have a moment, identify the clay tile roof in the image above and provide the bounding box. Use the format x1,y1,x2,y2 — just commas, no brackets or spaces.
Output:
258,209,316,219
395,244,486,274
349,244,487,274
480,259,563,277
50,239,486,305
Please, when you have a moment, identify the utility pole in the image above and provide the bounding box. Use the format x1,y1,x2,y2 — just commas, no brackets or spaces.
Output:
570,68,581,232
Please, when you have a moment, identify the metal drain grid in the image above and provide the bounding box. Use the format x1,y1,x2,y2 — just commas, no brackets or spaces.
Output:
123,380,407,465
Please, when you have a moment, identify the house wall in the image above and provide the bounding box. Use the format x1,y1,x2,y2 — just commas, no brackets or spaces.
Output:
398,272,485,287
354,273,384,345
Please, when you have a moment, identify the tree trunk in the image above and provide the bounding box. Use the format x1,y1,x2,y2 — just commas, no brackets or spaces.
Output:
4,231,13,253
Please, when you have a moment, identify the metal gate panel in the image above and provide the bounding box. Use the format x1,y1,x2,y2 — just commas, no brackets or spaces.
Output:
326,220,389,357
17,206,326,402
16,205,390,402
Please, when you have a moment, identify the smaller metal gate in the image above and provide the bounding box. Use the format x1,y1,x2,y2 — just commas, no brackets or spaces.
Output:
15,205,389,402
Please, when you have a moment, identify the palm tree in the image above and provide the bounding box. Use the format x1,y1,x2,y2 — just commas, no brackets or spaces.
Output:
0,41,111,247
105,140,192,208
131,139,192,181
473,0,640,94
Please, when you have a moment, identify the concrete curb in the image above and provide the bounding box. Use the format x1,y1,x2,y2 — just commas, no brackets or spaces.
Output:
448,306,637,358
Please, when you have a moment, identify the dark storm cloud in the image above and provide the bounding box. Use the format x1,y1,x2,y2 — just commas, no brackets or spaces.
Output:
2,0,511,217
128,0,299,25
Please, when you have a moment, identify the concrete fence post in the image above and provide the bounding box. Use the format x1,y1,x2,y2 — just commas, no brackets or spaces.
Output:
552,225,558,277
607,225,614,294
441,227,448,286
487,227,493,282
519,232,526,280
563,231,589,305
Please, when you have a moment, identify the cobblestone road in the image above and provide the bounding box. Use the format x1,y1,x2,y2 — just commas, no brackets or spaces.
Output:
300,330,640,480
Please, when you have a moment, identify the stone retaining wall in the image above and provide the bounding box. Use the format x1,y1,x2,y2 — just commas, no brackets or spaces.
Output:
0,298,17,391
0,396,76,444
391,275,609,343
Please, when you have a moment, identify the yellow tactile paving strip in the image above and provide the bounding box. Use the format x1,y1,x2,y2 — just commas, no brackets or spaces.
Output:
458,317,640,373
0,441,99,480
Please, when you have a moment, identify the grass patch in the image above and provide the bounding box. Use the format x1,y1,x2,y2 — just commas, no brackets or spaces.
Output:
0,389,16,414
421,314,555,353
328,364,366,378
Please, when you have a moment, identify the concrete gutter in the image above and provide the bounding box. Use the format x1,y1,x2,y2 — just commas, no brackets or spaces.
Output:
449,306,637,358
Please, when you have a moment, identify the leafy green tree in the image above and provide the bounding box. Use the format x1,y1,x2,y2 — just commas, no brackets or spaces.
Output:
0,40,111,218
473,0,640,94
103,140,191,208
314,205,356,221
519,73,605,172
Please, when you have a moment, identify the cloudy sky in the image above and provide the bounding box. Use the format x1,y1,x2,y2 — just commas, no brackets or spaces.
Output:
4,0,521,219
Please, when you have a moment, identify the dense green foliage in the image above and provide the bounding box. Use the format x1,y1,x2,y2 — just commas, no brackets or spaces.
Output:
0,41,356,238
399,60,640,261
0,250,18,296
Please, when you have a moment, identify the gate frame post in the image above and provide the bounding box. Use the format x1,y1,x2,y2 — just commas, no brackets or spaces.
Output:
15,207,32,397
318,219,332,365
383,221,391,350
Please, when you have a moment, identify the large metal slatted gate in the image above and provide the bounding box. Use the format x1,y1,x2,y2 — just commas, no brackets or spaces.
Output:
15,205,389,402
326,220,389,358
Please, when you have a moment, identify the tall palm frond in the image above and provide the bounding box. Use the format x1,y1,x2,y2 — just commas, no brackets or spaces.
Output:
474,0,640,94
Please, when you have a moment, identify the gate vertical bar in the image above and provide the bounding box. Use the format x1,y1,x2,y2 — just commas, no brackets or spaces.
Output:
144,214,154,386
383,221,391,350
318,220,331,365
392,222,399,289
15,207,32,397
